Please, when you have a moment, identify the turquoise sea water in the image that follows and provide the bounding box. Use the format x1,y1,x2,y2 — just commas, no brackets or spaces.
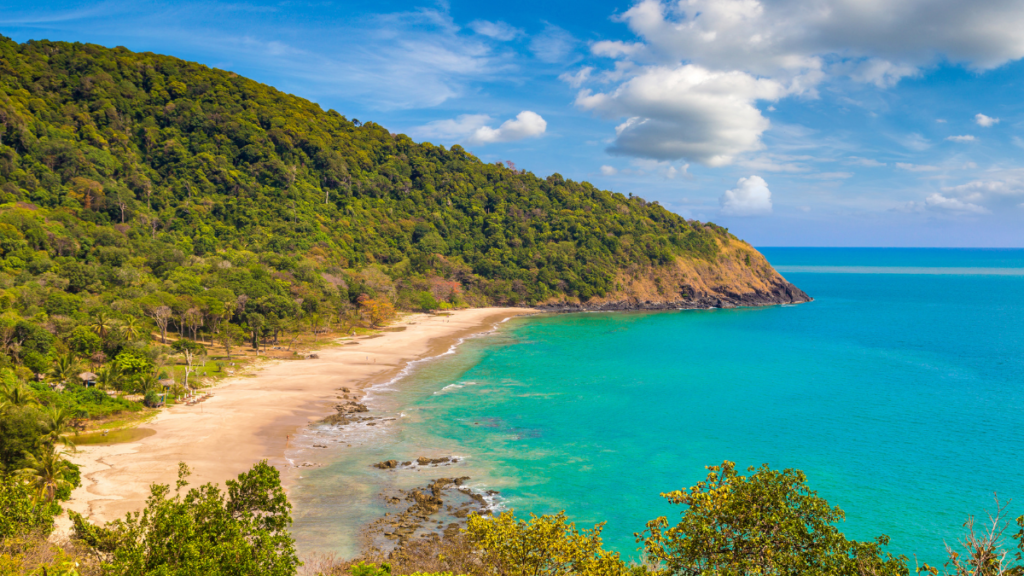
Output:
289,248,1024,565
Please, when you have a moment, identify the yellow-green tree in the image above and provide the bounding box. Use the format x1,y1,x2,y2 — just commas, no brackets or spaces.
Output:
465,510,634,576
637,461,909,576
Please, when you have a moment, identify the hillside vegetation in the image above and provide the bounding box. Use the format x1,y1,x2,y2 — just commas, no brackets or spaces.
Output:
0,36,804,314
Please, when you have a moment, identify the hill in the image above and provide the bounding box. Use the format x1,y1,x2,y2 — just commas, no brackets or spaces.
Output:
0,35,807,341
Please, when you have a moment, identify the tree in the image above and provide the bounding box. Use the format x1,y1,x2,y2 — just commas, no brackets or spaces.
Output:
171,340,206,390
637,461,908,576
120,316,142,341
362,299,396,328
90,311,113,339
40,405,78,451
246,312,266,353
96,362,126,394
0,377,38,410
0,473,58,538
147,305,172,344
49,352,80,385
17,444,75,502
183,306,203,341
465,510,633,576
220,324,246,357
72,461,299,576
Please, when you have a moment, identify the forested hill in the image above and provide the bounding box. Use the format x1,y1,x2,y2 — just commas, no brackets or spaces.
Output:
0,36,808,317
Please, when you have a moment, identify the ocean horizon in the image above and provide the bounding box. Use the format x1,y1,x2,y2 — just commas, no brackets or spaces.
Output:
288,247,1024,565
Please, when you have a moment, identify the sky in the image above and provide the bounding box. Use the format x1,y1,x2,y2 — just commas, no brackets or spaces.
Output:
3,0,1024,246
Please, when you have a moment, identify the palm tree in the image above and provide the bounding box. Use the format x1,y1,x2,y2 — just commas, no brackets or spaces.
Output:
40,405,78,452
120,316,142,341
0,379,38,410
90,312,112,339
17,444,74,502
49,352,79,385
96,363,125,394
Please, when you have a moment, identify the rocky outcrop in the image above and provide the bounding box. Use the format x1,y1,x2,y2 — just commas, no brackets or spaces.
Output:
539,277,810,312
537,237,811,312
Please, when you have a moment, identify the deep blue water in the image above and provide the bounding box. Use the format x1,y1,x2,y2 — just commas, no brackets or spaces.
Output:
291,248,1024,565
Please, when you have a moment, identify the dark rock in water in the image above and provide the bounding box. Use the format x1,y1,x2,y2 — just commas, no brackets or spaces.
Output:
313,444,327,448
374,460,399,469
415,455,459,466
401,461,412,467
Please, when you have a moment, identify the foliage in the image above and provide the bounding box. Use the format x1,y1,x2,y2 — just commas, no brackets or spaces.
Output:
465,510,635,576
0,34,735,331
0,473,58,538
637,461,909,576
72,460,298,576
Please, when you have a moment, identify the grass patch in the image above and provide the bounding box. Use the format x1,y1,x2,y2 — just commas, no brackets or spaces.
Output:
75,427,156,445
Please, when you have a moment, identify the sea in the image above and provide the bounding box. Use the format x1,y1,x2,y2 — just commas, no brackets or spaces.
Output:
287,248,1024,567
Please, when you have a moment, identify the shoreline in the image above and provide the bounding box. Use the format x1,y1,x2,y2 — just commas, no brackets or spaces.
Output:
58,307,535,537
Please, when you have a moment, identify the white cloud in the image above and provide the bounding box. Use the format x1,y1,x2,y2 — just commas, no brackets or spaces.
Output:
529,24,578,63
720,175,773,216
600,165,618,176
899,133,932,151
946,135,976,142
412,111,547,145
847,157,887,167
613,0,1024,76
916,193,989,214
558,67,593,88
576,65,792,166
975,113,1000,127
936,119,947,123
468,20,522,41
466,111,548,144
579,0,1024,167
896,162,940,172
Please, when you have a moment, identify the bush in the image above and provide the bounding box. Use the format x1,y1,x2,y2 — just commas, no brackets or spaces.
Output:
143,390,159,408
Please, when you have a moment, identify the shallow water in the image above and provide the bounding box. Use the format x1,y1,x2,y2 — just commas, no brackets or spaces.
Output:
289,248,1024,565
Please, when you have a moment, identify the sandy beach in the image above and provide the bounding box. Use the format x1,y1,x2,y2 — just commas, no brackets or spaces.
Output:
59,307,534,535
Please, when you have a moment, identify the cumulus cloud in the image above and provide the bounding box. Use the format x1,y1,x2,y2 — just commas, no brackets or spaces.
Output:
901,171,1024,215
975,113,1000,127
468,20,522,41
720,175,773,216
412,111,547,145
576,65,791,166
466,111,548,144
574,0,1024,166
946,135,976,142
613,0,1024,76
600,165,618,175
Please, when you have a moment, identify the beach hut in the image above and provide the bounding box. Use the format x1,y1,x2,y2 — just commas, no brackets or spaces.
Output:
78,371,98,387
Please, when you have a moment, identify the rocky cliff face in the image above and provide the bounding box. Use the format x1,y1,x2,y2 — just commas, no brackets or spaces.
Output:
538,237,811,312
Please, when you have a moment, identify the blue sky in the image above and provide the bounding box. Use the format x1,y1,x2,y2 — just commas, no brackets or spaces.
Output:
3,0,1024,246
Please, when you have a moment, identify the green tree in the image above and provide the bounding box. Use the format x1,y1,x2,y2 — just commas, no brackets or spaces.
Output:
48,352,80,385
73,461,299,576
637,461,908,576
17,444,75,502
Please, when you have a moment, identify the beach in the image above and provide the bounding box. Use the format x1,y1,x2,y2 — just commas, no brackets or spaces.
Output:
58,307,533,535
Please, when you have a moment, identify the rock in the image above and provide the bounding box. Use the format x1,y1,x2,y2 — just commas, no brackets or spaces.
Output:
307,353,319,359
374,460,399,469
313,444,327,448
